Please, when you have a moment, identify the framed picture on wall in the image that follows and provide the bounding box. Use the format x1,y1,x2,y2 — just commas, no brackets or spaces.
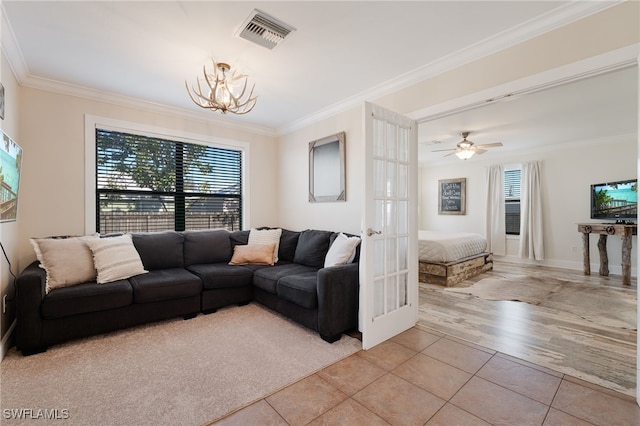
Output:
438,178,466,215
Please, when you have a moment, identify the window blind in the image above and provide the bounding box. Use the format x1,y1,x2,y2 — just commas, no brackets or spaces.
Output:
504,169,521,235
96,129,242,234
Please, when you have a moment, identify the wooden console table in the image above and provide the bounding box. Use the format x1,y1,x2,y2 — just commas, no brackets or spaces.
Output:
577,223,636,285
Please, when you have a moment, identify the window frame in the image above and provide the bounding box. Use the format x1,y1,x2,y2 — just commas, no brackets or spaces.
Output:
84,115,250,235
504,165,521,236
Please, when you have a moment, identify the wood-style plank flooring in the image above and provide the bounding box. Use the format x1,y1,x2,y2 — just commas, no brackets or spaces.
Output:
418,261,638,397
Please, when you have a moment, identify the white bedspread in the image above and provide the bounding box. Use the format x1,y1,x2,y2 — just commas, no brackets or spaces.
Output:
418,230,487,263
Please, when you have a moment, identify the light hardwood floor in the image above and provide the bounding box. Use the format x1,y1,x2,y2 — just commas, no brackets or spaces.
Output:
418,260,638,397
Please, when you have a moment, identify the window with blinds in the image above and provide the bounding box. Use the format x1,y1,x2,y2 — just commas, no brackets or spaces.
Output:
504,168,521,235
96,129,242,234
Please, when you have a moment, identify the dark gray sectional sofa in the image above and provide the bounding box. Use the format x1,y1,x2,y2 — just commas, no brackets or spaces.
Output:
15,228,360,355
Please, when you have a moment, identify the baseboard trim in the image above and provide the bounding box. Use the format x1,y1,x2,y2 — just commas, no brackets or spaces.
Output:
1,319,16,361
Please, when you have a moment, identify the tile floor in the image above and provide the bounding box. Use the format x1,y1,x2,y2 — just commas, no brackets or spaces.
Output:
213,326,640,426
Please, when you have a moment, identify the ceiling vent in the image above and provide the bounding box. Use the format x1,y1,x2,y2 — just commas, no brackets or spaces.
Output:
236,9,295,50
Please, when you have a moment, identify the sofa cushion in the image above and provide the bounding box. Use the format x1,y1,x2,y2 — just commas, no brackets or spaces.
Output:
293,229,333,268
248,228,282,262
86,234,148,284
129,268,202,303
229,230,250,249
132,231,184,270
277,229,301,262
183,229,231,266
325,233,361,267
30,235,99,293
41,279,133,319
277,272,319,309
187,264,253,290
253,264,320,294
229,244,276,265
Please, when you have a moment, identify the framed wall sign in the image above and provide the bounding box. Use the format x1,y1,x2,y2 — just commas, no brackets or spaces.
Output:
438,178,466,215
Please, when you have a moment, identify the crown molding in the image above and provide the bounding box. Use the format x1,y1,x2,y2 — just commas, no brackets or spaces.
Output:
23,75,278,137
277,0,624,135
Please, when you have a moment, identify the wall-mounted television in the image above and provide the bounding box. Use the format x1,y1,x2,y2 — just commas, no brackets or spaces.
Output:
590,179,637,221
0,129,23,222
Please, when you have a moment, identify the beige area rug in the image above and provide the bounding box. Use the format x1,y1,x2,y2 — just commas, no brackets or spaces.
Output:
445,275,637,330
1,303,361,425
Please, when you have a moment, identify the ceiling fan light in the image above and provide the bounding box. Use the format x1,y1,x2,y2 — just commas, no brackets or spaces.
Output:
455,150,475,160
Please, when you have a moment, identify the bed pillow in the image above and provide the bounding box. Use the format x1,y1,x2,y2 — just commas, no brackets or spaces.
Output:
248,228,282,263
324,233,361,267
86,234,148,284
229,243,276,266
30,235,99,293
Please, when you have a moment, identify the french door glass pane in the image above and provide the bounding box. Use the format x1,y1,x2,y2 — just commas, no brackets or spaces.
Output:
375,199,385,234
398,273,408,307
386,237,396,274
386,123,397,160
398,164,408,198
398,127,409,162
374,239,385,277
398,201,408,234
373,119,385,157
387,161,396,197
399,236,408,270
386,275,398,311
386,200,397,235
374,160,385,198
374,278,385,317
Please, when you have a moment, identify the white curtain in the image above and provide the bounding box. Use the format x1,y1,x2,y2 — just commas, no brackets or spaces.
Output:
519,161,544,260
485,165,505,255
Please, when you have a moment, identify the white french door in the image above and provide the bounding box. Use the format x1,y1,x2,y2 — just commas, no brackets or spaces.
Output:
360,102,418,350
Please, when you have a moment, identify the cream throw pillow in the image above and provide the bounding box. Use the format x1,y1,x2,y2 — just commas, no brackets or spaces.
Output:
85,234,148,284
229,244,277,266
248,228,282,263
324,233,361,267
30,235,100,293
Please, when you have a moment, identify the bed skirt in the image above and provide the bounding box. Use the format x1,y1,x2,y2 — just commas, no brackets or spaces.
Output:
419,252,493,287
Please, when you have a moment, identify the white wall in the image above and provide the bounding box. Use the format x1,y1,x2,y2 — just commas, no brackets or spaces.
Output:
420,136,637,274
277,106,363,235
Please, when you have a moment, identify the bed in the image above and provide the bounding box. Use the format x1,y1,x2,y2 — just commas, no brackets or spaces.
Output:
418,230,493,287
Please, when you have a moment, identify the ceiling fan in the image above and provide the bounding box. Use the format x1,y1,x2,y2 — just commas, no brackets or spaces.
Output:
432,131,503,160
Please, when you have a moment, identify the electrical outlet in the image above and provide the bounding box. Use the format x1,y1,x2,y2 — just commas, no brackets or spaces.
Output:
2,294,6,314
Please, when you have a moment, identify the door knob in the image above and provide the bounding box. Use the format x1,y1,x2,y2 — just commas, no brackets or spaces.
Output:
366,228,382,237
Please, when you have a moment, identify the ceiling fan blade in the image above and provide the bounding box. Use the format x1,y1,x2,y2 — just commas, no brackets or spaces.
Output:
431,148,456,152
475,142,503,148
443,150,458,157
474,148,488,155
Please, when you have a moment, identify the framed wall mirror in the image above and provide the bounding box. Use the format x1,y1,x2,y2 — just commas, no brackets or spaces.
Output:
309,131,346,202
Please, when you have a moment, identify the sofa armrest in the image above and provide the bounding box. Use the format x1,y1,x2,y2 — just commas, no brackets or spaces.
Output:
316,262,359,342
16,261,47,353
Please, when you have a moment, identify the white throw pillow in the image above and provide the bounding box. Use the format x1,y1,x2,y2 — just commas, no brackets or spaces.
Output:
30,235,100,293
248,228,282,263
324,233,361,267
85,234,148,284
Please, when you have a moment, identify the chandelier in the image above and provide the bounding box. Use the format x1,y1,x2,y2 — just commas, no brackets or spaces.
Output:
185,59,257,115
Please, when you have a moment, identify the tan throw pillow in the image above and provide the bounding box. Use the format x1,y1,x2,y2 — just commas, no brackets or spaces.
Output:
248,228,282,263
30,235,99,293
85,234,148,284
229,244,276,266
324,233,361,267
